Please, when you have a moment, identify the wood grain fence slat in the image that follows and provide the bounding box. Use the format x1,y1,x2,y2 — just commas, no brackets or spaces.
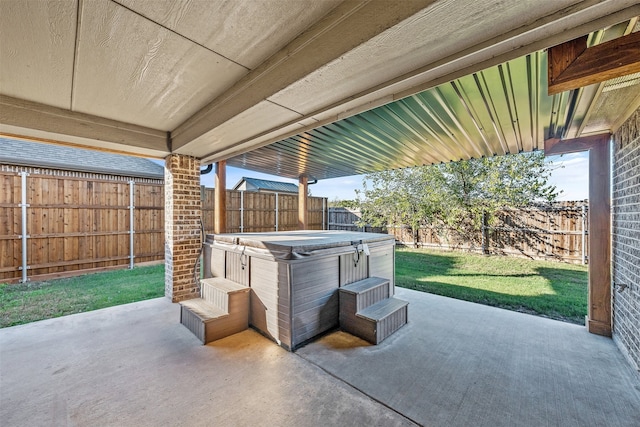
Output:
0,172,328,282
328,203,588,264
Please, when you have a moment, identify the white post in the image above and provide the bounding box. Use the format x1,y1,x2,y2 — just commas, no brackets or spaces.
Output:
322,198,326,230
240,190,244,233
275,192,279,232
129,180,135,269
19,172,29,283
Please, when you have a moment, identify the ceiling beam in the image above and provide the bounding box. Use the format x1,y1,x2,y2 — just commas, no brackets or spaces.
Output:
548,31,640,95
0,95,170,157
171,0,437,151
544,133,611,156
200,3,640,164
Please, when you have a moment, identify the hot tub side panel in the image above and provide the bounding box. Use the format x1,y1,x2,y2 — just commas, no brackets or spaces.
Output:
249,257,292,349
369,242,395,295
203,245,225,278
290,255,340,348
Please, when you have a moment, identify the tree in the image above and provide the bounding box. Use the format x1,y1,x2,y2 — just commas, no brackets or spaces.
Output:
355,151,558,248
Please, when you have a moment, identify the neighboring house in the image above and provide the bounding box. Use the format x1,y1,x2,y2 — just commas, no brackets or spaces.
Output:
0,137,164,181
233,177,298,195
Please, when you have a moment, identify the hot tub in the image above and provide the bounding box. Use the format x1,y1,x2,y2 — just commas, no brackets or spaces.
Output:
203,230,396,350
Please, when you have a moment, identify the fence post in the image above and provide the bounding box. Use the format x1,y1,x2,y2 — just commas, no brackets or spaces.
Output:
322,198,326,230
19,172,29,283
275,192,279,231
240,190,244,233
581,204,586,265
481,210,488,254
129,180,135,269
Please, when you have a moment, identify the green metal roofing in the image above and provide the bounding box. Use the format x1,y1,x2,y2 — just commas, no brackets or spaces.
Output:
226,23,635,181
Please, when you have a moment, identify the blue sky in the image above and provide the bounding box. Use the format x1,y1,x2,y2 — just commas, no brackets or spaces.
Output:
195,151,589,202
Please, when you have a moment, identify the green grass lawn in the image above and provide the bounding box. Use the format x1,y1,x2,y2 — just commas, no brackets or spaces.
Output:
0,264,164,328
1,249,588,328
395,248,588,324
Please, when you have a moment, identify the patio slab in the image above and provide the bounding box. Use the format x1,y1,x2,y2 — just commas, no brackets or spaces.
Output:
2,288,639,426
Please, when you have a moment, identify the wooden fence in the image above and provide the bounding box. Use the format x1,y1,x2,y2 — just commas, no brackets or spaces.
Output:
202,189,327,234
328,202,589,264
0,171,164,283
0,171,327,283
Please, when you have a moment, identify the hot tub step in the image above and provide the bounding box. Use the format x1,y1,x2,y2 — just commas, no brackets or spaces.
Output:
200,277,250,312
180,279,250,344
340,290,408,345
340,276,390,312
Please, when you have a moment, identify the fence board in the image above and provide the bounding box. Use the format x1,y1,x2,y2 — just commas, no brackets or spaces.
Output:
328,203,588,264
0,174,328,282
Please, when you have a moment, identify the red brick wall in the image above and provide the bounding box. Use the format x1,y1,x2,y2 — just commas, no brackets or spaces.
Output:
612,107,640,373
165,154,201,302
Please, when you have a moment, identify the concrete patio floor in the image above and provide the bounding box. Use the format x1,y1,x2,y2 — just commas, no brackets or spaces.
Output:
1,288,639,427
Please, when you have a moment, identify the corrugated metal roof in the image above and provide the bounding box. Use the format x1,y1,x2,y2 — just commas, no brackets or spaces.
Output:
226,21,636,180
233,177,298,193
0,138,164,179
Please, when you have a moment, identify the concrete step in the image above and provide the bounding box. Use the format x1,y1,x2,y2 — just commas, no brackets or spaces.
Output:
340,276,390,312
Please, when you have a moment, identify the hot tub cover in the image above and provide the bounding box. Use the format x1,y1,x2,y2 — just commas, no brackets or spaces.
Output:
205,230,394,260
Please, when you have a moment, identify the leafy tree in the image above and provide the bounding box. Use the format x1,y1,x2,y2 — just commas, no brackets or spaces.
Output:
355,151,558,248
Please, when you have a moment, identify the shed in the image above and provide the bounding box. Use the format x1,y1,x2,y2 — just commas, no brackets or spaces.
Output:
233,177,298,194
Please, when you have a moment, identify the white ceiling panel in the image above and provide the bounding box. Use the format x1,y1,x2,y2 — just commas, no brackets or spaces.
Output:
72,0,248,130
178,100,302,158
118,0,342,70
0,0,76,109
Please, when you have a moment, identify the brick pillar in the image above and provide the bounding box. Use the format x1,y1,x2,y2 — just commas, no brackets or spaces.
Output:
165,154,201,302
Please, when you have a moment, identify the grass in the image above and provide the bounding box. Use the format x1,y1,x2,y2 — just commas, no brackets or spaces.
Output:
0,264,164,328
1,249,588,328
395,248,588,324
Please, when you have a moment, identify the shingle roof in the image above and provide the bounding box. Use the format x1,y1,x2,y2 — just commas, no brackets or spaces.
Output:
0,138,164,179
233,177,299,193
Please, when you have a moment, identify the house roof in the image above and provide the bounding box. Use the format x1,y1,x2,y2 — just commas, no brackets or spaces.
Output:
233,177,298,193
0,138,164,179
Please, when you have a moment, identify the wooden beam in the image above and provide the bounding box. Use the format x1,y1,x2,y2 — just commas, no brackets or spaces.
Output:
171,0,437,150
0,95,170,156
214,161,226,234
587,141,611,336
544,133,610,156
545,134,612,336
548,31,640,95
298,176,308,230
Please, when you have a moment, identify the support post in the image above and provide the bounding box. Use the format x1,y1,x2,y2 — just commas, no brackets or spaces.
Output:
322,198,326,230
214,160,226,234
544,133,611,336
581,204,587,265
588,141,611,336
128,180,135,269
164,154,202,302
19,171,29,283
298,176,308,230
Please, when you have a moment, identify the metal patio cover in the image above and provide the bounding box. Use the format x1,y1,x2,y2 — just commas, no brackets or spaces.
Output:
1,0,639,180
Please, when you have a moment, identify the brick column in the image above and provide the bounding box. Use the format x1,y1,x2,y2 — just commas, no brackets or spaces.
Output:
165,154,201,302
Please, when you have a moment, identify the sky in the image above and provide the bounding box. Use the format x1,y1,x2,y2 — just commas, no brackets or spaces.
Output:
194,151,589,202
